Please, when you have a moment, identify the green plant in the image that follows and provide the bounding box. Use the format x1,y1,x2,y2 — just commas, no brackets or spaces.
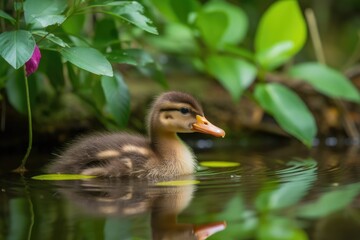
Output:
147,0,360,146
0,0,160,170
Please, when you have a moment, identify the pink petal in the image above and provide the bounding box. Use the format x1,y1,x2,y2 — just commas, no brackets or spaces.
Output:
25,45,41,77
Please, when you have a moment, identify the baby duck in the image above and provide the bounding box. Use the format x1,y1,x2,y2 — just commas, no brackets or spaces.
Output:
47,91,225,178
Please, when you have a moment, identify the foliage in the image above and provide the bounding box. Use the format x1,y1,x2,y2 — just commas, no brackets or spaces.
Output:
147,0,360,146
0,0,160,130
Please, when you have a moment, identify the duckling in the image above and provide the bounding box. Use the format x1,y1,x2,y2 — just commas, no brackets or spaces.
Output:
47,91,225,178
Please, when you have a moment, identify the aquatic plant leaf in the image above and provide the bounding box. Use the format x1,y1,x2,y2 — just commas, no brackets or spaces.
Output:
297,183,360,218
155,180,200,186
24,0,67,28
255,0,306,69
254,83,317,146
200,161,240,168
61,47,113,77
0,30,35,69
206,55,257,101
100,72,130,128
289,62,360,103
32,174,97,180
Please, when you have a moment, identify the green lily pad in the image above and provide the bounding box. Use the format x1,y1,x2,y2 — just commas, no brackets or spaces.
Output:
155,180,200,186
32,174,97,180
200,161,240,168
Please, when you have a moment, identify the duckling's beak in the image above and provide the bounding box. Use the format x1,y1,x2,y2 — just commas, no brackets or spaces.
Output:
192,115,225,138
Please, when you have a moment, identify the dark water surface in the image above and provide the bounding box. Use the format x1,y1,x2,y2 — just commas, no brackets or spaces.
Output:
1,143,360,240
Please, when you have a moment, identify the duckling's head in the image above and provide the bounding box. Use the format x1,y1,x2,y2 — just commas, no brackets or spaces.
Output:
148,91,225,138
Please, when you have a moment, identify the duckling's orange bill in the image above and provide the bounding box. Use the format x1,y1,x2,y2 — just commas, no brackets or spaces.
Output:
192,115,225,138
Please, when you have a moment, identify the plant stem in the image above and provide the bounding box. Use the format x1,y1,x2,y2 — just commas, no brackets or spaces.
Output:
13,68,33,173
305,9,326,64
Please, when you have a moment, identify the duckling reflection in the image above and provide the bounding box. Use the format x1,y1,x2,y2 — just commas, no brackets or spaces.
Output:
53,176,225,240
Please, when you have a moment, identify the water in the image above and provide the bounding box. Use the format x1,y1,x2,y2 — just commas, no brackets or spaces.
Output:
1,143,360,240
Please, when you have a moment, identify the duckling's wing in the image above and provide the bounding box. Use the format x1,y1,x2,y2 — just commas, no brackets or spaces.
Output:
47,132,153,177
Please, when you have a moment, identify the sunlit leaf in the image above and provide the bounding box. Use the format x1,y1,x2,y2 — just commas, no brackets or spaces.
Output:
255,0,306,69
297,183,360,218
0,30,35,69
254,83,317,146
61,47,113,77
32,174,97,180
100,73,130,128
24,0,67,28
155,180,200,186
200,161,240,168
289,62,360,103
101,1,158,34
206,55,257,101
0,9,16,24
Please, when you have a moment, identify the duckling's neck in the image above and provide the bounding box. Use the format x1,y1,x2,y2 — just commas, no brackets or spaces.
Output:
150,132,196,175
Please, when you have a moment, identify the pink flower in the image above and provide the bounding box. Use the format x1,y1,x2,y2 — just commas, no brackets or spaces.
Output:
25,45,41,76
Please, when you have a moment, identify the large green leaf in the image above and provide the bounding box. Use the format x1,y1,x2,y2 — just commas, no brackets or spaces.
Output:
0,30,35,69
100,73,130,128
254,83,317,146
101,1,158,34
195,11,227,49
61,47,113,77
150,0,199,24
24,0,67,28
255,0,307,69
202,1,248,46
289,62,360,103
206,55,257,100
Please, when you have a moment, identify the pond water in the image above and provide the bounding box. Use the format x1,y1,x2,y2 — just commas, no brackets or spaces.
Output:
1,142,360,240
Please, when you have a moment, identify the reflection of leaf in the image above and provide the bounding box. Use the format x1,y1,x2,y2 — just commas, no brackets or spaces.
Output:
32,174,97,180
257,158,317,211
200,161,240,168
258,215,308,240
155,180,200,186
297,183,360,218
9,199,31,240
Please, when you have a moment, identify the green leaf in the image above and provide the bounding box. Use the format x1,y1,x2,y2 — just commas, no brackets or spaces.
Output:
61,47,113,77
62,14,85,35
203,1,248,45
40,50,65,90
102,1,158,34
255,0,307,69
93,18,119,49
200,161,240,168
254,83,317,146
0,9,16,24
289,62,360,103
206,55,257,101
32,174,97,180
100,73,130,128
155,180,200,186
24,0,67,28
297,183,360,218
0,30,35,69
107,49,154,66
195,11,227,49
32,30,69,48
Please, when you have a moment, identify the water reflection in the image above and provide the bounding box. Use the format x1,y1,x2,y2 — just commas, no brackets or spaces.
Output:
1,145,360,239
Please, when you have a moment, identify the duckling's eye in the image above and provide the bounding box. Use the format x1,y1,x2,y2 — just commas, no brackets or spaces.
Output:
179,108,190,115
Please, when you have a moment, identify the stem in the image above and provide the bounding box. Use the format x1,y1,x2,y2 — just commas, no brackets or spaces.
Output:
13,68,33,173
305,9,326,64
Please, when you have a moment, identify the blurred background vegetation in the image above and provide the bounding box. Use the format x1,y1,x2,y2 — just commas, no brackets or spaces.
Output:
0,0,360,157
